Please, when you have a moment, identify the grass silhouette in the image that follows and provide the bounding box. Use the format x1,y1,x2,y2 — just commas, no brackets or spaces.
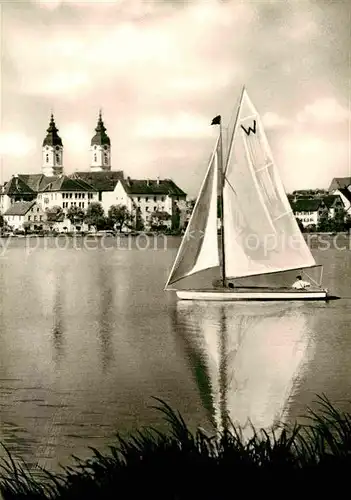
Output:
0,394,350,498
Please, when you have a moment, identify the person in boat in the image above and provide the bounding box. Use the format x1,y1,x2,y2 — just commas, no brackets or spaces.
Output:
292,275,311,290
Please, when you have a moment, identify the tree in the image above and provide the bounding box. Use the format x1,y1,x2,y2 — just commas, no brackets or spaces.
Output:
150,210,171,232
107,204,133,232
45,206,64,230
0,214,4,228
171,205,181,231
317,210,332,232
332,207,347,232
135,206,144,231
84,202,105,230
67,206,85,230
22,221,31,234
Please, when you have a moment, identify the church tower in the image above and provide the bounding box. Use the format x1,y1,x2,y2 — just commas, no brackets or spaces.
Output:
42,114,63,177
90,110,111,172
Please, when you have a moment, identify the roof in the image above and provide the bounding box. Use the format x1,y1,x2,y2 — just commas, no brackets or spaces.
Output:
43,175,97,192
322,194,344,208
18,174,56,192
70,171,124,191
329,177,351,191
333,187,351,204
292,198,322,212
4,201,36,216
91,111,110,146
121,178,187,196
292,195,343,213
42,114,62,147
3,176,35,195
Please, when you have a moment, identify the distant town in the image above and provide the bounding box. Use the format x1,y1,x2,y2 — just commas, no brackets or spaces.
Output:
0,112,350,236
0,113,187,235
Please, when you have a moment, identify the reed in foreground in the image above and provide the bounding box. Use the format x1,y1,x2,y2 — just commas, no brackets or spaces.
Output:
1,394,350,499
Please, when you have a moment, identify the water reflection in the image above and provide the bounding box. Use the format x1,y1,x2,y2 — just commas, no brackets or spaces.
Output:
52,276,65,369
96,263,114,375
174,301,311,435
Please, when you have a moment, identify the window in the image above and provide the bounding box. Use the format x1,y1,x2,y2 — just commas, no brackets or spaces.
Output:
153,196,157,202
161,196,165,202
28,216,31,221
46,154,49,163
154,206,156,211
34,215,37,221
137,197,141,202
146,207,149,212
82,193,85,199
70,193,73,198
145,197,149,202
39,215,42,221
37,208,39,212
56,154,60,163
98,192,102,202
82,202,85,208
94,154,97,162
104,154,108,165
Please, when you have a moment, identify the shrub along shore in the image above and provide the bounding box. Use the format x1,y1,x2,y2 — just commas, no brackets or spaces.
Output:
1,396,350,498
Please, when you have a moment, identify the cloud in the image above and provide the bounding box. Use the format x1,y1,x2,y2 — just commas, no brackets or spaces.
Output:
297,98,350,124
1,0,349,194
136,113,215,139
278,133,349,190
0,132,36,157
60,123,92,152
262,112,290,129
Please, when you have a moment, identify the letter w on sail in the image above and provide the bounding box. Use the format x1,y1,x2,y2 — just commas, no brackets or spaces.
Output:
241,120,256,136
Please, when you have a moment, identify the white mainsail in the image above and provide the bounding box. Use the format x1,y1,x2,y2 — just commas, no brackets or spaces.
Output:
223,88,316,279
165,136,221,287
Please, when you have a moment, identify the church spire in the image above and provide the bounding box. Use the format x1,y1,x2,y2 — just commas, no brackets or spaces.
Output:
42,113,63,176
90,110,111,172
43,113,63,147
91,110,110,146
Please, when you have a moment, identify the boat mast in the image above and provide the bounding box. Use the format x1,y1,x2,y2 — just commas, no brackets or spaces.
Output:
219,119,226,288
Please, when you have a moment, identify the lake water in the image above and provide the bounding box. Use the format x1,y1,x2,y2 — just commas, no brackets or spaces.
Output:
0,234,351,472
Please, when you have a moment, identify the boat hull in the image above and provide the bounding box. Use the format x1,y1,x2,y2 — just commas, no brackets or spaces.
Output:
175,288,329,301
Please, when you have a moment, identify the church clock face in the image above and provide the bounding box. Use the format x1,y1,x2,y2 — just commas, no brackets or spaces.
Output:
55,146,60,151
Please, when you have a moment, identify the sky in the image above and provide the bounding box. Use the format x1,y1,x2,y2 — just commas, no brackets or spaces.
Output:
0,0,350,197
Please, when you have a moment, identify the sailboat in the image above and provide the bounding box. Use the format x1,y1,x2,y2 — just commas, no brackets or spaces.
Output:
165,87,330,301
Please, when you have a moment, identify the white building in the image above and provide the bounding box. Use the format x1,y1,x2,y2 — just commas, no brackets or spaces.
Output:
3,201,39,231
328,177,351,214
36,175,98,213
292,195,345,228
114,177,186,229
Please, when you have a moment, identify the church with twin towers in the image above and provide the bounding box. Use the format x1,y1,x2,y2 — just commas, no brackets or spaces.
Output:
42,110,112,176
0,112,187,230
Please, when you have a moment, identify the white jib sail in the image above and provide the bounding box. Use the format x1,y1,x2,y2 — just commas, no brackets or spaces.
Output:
223,89,316,279
165,136,220,288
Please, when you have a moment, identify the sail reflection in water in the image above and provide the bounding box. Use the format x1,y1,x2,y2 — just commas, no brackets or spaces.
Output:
174,301,311,436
